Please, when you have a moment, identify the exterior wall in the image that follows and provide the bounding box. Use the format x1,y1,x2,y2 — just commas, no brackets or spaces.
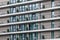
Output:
41,11,51,19
0,0,60,40
54,10,60,17
0,18,9,24
0,8,10,15
41,32,51,39
55,0,60,7
41,21,51,29
0,26,10,33
43,1,51,8
0,35,10,40
0,0,9,6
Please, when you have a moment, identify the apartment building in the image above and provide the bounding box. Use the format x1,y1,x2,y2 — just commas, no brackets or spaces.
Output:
0,0,60,40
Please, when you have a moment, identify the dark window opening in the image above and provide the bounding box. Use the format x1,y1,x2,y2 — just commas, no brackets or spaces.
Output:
7,1,9,5
7,38,9,40
42,25,45,29
42,15,45,19
42,35,45,39
7,29,9,32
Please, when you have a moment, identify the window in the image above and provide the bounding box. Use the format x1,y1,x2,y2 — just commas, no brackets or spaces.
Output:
7,38,9,40
7,1,9,5
7,29,9,32
19,24,24,31
7,20,9,23
7,10,9,14
51,31,54,39
32,13,36,20
42,25,45,29
51,0,54,7
42,5,45,8
27,0,30,1
17,18,19,22
25,16,29,21
33,23,38,30
25,5,29,11
42,15,45,19
42,35,45,39
33,33,38,40
17,0,20,3
51,21,54,28
16,37,19,40
41,3,44,9
26,36,29,40
16,9,19,12
51,10,54,18
17,28,22,31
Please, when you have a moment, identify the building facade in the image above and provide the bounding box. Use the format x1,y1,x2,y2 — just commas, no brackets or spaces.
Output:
0,0,60,40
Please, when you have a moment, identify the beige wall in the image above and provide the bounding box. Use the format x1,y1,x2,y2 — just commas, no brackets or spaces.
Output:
41,11,51,19
43,1,51,8
0,0,9,6
0,18,9,24
0,8,10,15
0,26,10,33
0,35,10,40
55,0,60,7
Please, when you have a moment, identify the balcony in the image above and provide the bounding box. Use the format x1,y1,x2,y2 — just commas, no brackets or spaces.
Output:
0,6,60,18
0,0,43,9
0,17,59,26
0,28,60,35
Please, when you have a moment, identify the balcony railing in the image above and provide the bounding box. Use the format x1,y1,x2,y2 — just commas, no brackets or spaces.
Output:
0,6,59,18
0,28,60,35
